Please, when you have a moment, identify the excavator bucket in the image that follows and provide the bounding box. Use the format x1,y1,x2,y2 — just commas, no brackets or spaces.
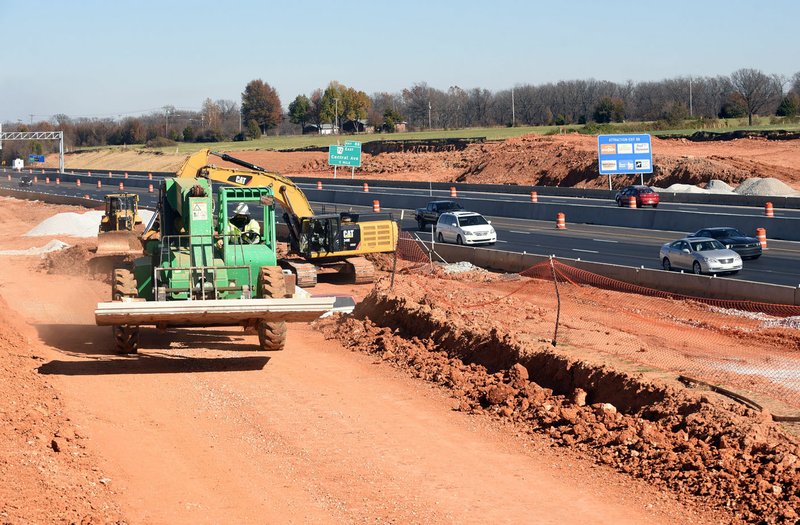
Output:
96,230,142,255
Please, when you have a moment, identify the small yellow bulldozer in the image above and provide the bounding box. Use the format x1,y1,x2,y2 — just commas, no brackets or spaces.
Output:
96,193,144,255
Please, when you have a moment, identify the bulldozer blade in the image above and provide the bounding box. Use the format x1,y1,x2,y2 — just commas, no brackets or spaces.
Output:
95,297,336,327
96,231,142,255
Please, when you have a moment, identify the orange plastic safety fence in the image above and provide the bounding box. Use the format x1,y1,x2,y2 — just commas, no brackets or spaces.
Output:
426,257,800,411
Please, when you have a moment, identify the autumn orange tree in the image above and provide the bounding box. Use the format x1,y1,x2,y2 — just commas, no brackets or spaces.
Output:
241,79,282,134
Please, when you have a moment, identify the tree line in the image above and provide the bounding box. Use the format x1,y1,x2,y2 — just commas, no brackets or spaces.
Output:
3,68,799,161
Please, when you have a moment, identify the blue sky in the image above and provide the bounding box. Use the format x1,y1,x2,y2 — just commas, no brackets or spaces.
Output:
1,0,797,122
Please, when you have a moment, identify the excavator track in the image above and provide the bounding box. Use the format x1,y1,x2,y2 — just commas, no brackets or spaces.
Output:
345,257,376,284
281,260,318,288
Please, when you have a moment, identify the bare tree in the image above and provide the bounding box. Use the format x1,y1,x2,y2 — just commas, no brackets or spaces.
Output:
729,68,780,125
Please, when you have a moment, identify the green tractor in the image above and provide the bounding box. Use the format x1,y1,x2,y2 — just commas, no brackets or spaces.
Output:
95,175,334,354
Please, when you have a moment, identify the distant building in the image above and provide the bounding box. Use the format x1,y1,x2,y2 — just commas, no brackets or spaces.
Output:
303,123,337,135
342,119,372,134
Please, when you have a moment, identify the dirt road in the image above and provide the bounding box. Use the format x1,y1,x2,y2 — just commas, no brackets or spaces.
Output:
0,198,723,523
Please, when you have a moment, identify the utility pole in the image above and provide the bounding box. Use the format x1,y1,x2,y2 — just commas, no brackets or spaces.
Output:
163,106,170,137
428,101,432,129
29,114,34,125
334,97,339,134
689,76,693,118
511,87,516,127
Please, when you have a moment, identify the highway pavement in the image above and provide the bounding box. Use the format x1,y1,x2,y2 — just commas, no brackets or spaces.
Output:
3,177,799,288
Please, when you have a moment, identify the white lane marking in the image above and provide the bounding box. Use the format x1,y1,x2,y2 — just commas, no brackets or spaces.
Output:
509,230,530,234
494,240,508,243
592,238,618,243
572,249,599,254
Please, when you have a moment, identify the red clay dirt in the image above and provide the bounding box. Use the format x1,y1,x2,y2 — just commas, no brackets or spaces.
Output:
229,134,800,190
0,198,735,524
51,133,800,191
319,270,800,522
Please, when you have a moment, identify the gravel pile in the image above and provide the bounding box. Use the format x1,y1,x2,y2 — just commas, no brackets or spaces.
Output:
734,177,800,197
0,239,70,256
24,210,154,238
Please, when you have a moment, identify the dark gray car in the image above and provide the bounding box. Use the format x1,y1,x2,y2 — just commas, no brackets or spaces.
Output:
689,227,762,259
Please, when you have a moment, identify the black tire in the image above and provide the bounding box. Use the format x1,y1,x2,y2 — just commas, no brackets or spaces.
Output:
456,235,463,245
437,232,444,243
417,219,425,231
257,266,287,351
692,261,702,275
111,268,139,354
662,257,672,271
652,203,659,208
113,325,139,354
616,199,623,207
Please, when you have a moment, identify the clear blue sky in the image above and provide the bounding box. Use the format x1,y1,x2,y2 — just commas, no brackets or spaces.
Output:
1,0,797,122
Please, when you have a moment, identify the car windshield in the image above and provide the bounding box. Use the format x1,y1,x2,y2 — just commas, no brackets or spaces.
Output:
458,215,488,227
716,228,743,237
637,187,654,193
691,240,726,252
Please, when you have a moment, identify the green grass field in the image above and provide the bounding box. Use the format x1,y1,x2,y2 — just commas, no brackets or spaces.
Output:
80,117,800,155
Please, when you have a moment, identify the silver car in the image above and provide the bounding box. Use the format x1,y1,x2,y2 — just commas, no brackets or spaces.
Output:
660,237,742,275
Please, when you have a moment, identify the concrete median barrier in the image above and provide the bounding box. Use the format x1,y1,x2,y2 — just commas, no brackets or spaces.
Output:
425,242,800,306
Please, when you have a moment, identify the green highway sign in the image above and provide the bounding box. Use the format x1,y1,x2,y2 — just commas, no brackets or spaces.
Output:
328,144,361,167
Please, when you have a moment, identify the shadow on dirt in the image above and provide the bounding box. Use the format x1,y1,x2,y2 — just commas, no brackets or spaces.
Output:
36,324,266,356
35,323,272,375
37,355,270,376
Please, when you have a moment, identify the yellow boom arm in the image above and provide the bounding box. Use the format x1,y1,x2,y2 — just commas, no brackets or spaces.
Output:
176,149,316,219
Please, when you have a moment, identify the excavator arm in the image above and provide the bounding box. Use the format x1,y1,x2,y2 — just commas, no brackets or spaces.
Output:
176,149,316,252
176,149,316,219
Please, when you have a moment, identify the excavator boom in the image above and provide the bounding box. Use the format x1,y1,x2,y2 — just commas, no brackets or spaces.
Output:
176,149,315,219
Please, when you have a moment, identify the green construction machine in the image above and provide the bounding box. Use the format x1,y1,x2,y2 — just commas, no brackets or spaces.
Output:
94,175,335,354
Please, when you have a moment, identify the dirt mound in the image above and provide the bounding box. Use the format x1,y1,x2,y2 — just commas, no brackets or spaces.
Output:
319,275,800,523
40,244,95,276
53,133,800,190
39,243,135,282
0,295,123,523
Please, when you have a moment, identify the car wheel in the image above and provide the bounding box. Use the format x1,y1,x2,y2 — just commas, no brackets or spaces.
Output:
750,254,761,260
456,235,463,245
437,232,444,243
616,199,623,207
692,261,702,275
652,203,659,208
662,257,672,271
417,219,425,231
729,270,740,275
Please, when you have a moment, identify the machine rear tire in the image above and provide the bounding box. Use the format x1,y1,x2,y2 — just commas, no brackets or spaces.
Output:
257,266,287,351
111,268,139,354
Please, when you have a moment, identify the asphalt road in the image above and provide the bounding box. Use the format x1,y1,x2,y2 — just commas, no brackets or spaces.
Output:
3,179,799,288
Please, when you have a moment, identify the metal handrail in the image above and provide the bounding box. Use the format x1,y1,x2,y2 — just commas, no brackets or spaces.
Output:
154,232,256,301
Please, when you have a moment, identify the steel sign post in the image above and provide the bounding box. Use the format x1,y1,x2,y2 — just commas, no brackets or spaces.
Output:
597,134,653,188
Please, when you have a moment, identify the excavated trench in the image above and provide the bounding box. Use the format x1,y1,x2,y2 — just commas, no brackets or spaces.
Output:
319,277,800,523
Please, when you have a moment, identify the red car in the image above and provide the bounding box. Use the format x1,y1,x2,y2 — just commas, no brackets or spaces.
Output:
614,185,660,208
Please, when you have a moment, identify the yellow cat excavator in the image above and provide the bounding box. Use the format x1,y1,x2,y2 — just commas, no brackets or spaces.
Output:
175,149,398,287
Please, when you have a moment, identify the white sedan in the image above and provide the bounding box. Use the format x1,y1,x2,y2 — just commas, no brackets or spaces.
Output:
660,237,742,275
435,211,497,245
